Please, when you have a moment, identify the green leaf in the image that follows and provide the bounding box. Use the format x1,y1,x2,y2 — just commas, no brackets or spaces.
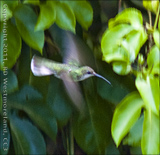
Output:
147,45,160,75
122,30,147,62
111,92,144,147
109,8,143,29
55,2,76,33
135,75,159,115
101,24,133,63
8,85,58,141
73,80,112,154
112,61,131,75
0,69,18,94
0,1,18,21
0,117,10,155
64,1,93,30
0,20,21,70
143,1,159,14
123,115,143,146
35,1,56,31
141,110,159,154
153,30,160,49
47,77,72,128
23,0,40,5
17,42,31,87
158,17,160,31
10,114,46,155
14,4,44,53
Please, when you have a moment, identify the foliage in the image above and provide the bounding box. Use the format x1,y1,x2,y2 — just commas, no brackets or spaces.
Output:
0,0,159,155
101,2,160,155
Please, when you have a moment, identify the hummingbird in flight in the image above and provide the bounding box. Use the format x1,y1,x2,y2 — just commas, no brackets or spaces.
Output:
31,28,111,110
31,55,111,84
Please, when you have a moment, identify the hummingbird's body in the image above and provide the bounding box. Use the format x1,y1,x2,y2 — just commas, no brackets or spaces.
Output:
31,56,97,82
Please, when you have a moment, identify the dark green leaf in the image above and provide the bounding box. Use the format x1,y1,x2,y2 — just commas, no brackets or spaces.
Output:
8,85,58,141
35,1,56,31
0,20,21,70
47,77,72,128
73,80,112,154
0,118,10,155
123,115,143,146
55,2,76,33
0,69,18,94
10,114,46,155
141,110,159,154
135,75,159,115
17,41,31,87
111,92,144,146
23,0,40,5
14,4,44,53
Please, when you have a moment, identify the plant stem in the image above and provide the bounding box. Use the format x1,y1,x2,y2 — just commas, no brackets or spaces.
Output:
154,6,160,30
118,0,122,13
70,118,74,155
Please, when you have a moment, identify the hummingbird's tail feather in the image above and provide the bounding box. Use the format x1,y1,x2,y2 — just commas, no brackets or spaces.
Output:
31,55,54,76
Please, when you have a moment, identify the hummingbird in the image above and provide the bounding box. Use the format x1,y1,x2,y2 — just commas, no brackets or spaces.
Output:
31,55,111,84
31,28,111,110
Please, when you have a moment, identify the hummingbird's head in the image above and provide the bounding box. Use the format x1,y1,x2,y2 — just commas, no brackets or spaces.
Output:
80,66,112,85
78,66,95,81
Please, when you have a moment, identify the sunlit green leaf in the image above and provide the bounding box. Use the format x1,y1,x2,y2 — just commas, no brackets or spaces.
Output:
14,4,44,53
35,1,56,31
112,61,131,75
55,2,76,33
158,17,160,31
123,115,143,146
153,30,160,49
64,1,93,30
147,45,160,75
135,75,159,115
109,8,143,29
101,24,133,62
143,1,159,14
10,114,46,155
0,20,21,70
111,92,144,147
141,110,159,154
122,30,147,62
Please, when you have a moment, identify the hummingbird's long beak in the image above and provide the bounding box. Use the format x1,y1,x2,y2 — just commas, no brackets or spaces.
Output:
93,72,112,85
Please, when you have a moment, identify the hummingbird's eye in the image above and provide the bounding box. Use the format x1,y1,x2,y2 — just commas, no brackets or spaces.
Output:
87,71,91,74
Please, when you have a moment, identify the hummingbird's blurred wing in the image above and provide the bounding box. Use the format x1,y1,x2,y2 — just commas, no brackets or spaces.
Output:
49,25,95,68
61,73,85,111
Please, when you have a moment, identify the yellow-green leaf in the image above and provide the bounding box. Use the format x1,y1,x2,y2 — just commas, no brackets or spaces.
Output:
141,110,159,154
111,92,144,146
135,75,159,115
